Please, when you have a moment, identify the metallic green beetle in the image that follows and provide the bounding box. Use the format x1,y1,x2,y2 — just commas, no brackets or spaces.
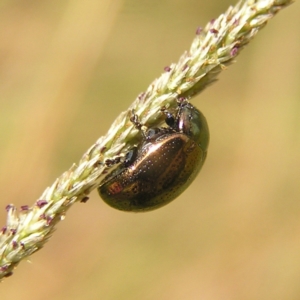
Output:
98,99,209,212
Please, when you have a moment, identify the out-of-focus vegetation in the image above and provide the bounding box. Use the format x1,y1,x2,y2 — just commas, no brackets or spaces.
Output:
0,1,300,299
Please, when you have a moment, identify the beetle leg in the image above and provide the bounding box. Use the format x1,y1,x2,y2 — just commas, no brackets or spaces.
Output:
130,109,142,129
130,109,147,138
104,156,121,167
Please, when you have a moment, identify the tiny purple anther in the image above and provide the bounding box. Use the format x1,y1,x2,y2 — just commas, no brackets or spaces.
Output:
39,213,46,220
10,229,17,235
100,146,107,154
196,27,202,35
138,92,145,100
231,46,238,57
0,265,9,272
233,18,239,26
46,216,53,226
5,204,13,212
20,205,29,211
210,28,219,34
36,200,48,208
182,64,188,71
164,66,172,72
12,241,18,249
1,226,7,234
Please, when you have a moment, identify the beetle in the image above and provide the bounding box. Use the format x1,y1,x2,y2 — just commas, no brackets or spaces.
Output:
98,99,209,212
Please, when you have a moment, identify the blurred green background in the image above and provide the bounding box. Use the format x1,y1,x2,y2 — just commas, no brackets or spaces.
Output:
1,0,300,299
